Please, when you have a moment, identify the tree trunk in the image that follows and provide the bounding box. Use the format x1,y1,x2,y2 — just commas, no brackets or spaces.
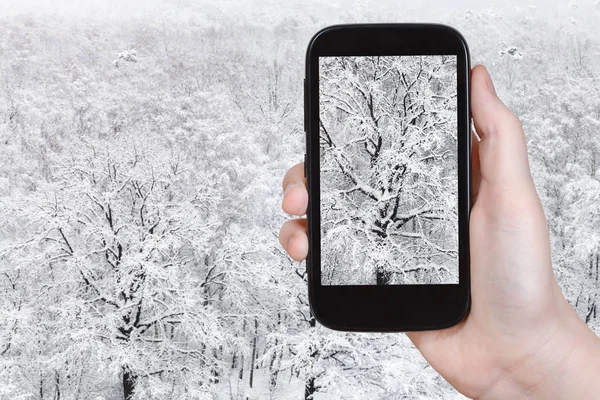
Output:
239,355,244,380
269,349,281,392
376,267,391,285
249,337,257,388
304,377,316,400
374,215,391,285
211,347,220,384
239,319,247,380
55,370,60,400
305,313,317,399
249,318,258,388
269,312,282,391
123,367,135,400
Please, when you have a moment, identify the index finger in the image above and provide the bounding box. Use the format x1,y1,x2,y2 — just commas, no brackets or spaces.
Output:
281,162,306,192
282,162,308,216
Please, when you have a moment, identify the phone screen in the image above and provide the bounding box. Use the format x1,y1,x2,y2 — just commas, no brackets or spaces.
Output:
319,55,458,286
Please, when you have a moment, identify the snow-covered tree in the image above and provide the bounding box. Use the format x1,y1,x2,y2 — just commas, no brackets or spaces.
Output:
319,55,458,285
1,2,600,400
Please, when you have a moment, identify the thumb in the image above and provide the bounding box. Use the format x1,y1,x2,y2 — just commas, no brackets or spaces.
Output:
471,65,534,190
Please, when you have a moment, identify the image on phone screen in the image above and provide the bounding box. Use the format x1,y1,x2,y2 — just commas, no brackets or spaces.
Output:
319,55,458,286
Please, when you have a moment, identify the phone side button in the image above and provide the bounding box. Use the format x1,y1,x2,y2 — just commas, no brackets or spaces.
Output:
304,153,306,177
303,78,307,132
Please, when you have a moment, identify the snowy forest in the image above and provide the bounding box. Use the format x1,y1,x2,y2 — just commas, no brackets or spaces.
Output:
319,55,458,285
1,0,600,399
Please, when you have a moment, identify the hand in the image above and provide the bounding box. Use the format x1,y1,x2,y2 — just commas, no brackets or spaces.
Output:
279,65,600,399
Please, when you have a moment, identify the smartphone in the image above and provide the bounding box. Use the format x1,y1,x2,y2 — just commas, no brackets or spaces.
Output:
304,24,471,331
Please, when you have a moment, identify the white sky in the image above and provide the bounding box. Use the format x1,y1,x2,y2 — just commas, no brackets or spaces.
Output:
1,0,598,40
0,0,595,20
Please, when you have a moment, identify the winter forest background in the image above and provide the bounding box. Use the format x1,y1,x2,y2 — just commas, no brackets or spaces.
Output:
319,55,458,285
1,0,600,399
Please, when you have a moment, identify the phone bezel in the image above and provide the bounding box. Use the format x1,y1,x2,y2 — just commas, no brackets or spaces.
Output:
304,23,471,332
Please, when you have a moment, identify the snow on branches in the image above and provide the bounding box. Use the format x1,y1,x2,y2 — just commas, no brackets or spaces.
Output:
319,55,458,285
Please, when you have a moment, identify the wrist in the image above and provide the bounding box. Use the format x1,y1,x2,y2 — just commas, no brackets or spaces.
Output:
479,298,600,400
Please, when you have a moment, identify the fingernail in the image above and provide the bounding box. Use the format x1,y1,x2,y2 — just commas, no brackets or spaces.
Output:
287,235,296,251
284,183,301,197
485,70,496,95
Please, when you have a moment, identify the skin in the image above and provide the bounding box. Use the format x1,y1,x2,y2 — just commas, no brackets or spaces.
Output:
279,65,600,399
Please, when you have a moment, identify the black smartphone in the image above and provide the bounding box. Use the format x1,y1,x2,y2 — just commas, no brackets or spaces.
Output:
304,24,471,332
